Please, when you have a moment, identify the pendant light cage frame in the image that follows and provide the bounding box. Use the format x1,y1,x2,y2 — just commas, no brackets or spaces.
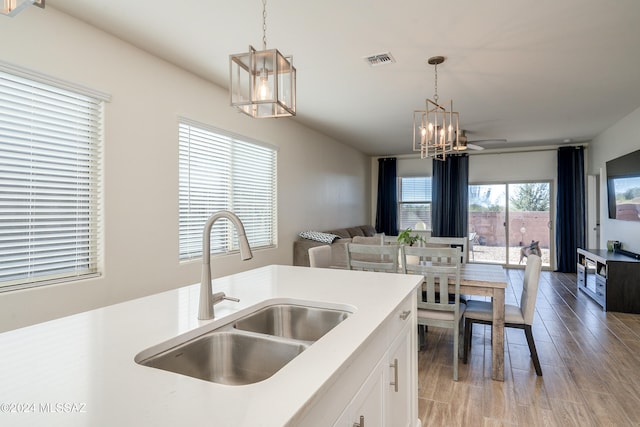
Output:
413,100,460,160
230,46,296,118
229,0,296,118
412,56,461,160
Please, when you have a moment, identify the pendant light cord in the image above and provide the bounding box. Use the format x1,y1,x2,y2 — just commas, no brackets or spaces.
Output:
262,0,267,50
433,62,439,104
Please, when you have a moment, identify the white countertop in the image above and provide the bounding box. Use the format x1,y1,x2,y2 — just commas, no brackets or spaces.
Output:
0,265,421,426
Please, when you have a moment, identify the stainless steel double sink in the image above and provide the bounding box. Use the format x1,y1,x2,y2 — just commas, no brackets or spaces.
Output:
135,303,351,385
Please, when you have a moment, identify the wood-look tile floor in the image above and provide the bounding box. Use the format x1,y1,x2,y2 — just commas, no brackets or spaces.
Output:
417,268,640,426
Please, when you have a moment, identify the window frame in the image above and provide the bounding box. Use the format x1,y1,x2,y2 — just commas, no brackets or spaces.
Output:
178,118,278,261
0,62,108,292
398,176,433,231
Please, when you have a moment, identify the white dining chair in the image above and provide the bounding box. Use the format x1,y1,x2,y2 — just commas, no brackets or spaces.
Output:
402,245,465,381
462,254,543,376
346,243,399,273
423,236,469,264
308,245,332,268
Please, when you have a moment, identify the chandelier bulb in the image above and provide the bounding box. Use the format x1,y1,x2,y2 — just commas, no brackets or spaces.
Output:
257,69,271,100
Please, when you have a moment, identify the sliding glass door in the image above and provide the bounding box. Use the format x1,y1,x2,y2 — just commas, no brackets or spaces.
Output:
469,182,552,267
468,184,507,264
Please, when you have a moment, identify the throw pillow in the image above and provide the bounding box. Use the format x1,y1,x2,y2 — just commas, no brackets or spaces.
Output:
299,231,341,244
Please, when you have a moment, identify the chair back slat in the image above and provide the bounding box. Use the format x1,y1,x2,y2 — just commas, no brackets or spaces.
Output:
423,273,437,307
346,243,399,273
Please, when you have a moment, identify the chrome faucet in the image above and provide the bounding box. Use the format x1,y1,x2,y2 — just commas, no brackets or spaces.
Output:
199,211,253,320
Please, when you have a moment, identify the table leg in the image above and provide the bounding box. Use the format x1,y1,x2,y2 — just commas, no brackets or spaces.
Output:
491,287,505,381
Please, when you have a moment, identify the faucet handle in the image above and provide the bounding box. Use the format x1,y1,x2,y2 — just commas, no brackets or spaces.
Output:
211,291,240,306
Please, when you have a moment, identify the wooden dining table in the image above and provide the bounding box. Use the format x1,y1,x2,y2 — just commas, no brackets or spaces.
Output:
413,262,508,381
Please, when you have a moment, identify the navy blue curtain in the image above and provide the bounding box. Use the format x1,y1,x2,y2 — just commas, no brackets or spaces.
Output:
556,146,586,272
375,157,398,235
431,154,469,237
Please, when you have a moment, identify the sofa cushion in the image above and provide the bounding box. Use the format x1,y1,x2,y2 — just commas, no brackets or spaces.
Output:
299,230,341,244
346,226,365,237
359,225,377,237
352,235,383,245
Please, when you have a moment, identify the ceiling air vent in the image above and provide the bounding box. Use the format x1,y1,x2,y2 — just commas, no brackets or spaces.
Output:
364,52,396,67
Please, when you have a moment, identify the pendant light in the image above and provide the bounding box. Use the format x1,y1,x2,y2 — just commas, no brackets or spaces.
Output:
412,56,460,160
229,0,296,118
1,0,44,17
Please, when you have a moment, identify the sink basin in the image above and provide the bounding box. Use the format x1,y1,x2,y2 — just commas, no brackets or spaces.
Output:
234,304,350,342
135,301,352,385
137,331,307,385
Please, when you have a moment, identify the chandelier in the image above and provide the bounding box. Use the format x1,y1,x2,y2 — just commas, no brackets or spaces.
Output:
1,0,44,17
229,0,296,118
412,56,460,160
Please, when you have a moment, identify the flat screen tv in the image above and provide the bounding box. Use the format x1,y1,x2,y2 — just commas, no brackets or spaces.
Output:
606,149,640,221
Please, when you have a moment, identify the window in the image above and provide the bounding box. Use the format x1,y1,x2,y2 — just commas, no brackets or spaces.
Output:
398,177,432,231
0,67,106,292
178,119,277,260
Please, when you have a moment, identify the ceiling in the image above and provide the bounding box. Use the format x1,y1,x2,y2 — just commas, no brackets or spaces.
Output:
46,0,640,156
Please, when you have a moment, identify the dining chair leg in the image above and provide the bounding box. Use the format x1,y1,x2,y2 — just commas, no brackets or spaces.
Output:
453,320,459,381
458,316,465,359
418,325,427,350
524,325,543,376
463,318,472,364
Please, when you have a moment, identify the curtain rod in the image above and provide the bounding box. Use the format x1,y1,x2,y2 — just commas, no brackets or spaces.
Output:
378,143,589,160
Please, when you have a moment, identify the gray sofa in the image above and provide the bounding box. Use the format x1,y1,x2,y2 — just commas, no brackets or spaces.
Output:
293,225,377,267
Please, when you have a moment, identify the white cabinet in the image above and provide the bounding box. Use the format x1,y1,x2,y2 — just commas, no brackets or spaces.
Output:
387,321,414,426
313,294,417,427
333,357,386,426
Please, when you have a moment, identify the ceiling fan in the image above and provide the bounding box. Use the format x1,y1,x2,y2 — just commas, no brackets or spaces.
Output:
456,130,507,151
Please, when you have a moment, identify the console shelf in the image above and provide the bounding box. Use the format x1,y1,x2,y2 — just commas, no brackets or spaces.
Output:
577,248,640,313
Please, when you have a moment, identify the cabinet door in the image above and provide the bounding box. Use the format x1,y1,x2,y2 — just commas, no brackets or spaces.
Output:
387,322,414,427
333,358,385,427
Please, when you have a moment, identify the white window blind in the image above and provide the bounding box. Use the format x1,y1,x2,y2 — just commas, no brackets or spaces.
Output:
0,70,104,292
178,120,277,260
398,177,432,231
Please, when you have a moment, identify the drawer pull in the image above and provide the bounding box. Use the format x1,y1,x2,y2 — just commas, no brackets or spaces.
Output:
390,358,399,392
399,310,411,320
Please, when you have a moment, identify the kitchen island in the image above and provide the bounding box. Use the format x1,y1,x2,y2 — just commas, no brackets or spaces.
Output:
0,265,421,426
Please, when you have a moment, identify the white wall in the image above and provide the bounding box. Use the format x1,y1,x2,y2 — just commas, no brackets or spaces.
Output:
0,8,369,332
468,150,556,184
589,106,640,254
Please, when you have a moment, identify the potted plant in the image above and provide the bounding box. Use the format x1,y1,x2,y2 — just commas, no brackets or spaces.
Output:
397,228,425,246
